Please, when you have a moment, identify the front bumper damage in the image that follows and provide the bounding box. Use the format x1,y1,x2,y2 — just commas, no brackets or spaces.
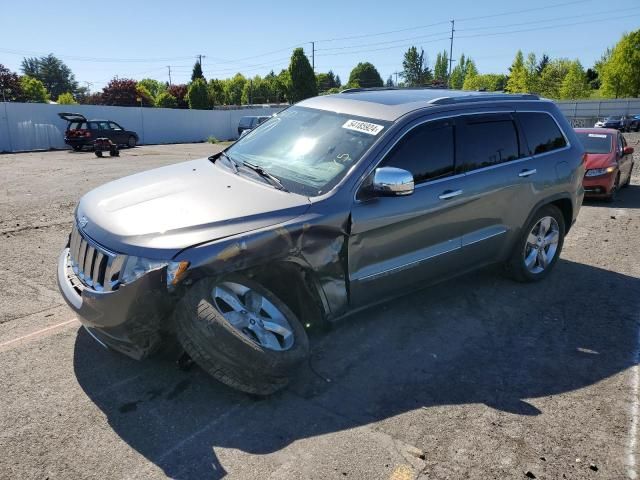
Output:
57,248,174,359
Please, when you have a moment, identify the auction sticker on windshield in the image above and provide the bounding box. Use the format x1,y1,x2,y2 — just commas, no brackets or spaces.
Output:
342,119,384,135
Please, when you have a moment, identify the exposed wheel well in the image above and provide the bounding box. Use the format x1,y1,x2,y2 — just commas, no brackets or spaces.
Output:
245,262,329,331
550,198,573,233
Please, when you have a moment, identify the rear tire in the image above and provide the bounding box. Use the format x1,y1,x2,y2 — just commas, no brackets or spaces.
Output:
175,274,310,395
506,204,565,283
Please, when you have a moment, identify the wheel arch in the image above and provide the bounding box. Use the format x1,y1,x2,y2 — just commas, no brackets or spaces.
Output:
241,260,331,331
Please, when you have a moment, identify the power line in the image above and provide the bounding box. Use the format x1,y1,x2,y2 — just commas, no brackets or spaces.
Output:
315,30,451,52
315,36,451,57
455,0,589,22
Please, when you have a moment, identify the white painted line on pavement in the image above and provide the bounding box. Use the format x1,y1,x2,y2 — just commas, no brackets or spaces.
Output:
627,317,640,480
0,318,79,350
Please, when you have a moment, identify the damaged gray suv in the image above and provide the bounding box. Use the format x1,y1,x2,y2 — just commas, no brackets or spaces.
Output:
57,88,585,395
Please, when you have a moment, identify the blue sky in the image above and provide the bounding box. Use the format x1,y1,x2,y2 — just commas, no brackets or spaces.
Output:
2,0,639,92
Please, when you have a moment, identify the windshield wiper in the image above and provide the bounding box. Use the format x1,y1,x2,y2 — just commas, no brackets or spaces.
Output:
219,151,240,173
242,161,288,192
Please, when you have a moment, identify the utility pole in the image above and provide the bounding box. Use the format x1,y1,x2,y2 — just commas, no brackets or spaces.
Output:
196,54,206,70
393,71,400,86
167,66,172,86
448,19,455,88
311,42,315,72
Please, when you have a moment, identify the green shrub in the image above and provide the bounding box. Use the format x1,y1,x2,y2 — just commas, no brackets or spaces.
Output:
207,136,219,144
57,92,77,104
156,92,178,108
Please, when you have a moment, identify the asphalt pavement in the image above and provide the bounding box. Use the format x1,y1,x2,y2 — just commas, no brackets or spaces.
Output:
0,140,639,479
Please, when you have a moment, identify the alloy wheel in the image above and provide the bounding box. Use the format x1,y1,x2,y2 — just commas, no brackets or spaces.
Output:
211,281,294,351
523,216,560,274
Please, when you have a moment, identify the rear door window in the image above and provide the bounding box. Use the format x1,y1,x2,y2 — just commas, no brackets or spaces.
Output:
381,119,455,184
456,114,521,173
516,112,567,155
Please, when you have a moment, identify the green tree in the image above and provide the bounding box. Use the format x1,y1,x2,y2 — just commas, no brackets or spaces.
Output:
224,73,247,105
316,70,338,92
288,48,317,102
600,29,640,98
21,54,77,101
525,52,539,93
401,46,432,86
187,78,210,109
348,62,383,88
450,54,475,89
138,78,166,102
191,61,204,82
433,50,449,85
538,59,571,98
559,60,590,99
463,73,508,91
207,78,226,105
536,54,550,75
20,76,49,102
156,91,178,108
0,64,22,101
57,92,77,104
506,50,528,93
335,74,342,88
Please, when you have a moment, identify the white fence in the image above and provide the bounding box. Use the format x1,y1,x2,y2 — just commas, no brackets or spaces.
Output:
0,102,283,153
556,98,640,127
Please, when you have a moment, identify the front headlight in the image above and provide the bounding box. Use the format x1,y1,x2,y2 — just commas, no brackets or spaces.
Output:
585,166,615,177
120,256,189,287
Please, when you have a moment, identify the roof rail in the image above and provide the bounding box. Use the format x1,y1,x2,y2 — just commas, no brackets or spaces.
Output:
428,93,540,105
340,87,400,93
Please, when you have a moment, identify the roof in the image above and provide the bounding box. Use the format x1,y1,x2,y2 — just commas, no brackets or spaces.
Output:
574,127,618,134
297,88,541,122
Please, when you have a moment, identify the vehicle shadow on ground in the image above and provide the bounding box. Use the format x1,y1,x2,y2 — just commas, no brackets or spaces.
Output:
74,259,640,479
583,184,640,209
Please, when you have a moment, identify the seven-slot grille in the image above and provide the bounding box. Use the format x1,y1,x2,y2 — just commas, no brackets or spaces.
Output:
68,224,124,291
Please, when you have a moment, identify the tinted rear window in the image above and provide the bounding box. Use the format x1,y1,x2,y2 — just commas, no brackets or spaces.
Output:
516,112,567,155
456,114,521,173
576,132,612,154
69,121,87,130
382,120,455,184
239,117,253,127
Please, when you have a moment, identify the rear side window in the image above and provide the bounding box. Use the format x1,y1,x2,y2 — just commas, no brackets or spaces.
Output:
381,120,455,184
456,114,521,173
239,117,252,128
516,112,567,155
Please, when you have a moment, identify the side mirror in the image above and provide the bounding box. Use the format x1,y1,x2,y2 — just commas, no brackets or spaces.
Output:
371,167,414,196
623,146,634,155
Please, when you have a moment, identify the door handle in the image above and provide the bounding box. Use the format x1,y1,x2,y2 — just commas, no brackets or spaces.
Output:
518,169,537,177
439,189,463,200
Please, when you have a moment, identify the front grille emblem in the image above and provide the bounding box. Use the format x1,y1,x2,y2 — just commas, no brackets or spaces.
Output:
79,216,88,229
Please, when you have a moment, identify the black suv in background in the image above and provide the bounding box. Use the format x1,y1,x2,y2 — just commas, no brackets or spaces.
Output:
237,115,270,136
58,113,139,151
594,115,633,131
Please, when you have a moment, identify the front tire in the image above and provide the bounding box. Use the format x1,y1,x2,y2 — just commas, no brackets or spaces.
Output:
605,173,620,202
127,136,137,148
506,205,565,282
175,274,310,395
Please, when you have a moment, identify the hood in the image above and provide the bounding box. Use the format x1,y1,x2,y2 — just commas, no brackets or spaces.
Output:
77,157,311,258
584,152,616,170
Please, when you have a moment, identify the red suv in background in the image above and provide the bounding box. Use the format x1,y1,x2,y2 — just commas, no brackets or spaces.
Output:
58,113,139,151
575,128,634,201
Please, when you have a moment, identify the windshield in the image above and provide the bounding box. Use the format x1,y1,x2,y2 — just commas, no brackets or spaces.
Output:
576,132,612,154
224,106,390,196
